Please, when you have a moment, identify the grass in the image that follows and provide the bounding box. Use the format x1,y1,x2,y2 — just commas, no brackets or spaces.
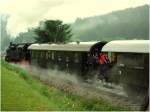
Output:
1,60,127,111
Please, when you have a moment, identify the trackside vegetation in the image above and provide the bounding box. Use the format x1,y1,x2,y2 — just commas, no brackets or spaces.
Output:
1,60,127,111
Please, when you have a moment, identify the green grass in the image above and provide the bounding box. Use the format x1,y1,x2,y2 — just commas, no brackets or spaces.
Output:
1,60,127,111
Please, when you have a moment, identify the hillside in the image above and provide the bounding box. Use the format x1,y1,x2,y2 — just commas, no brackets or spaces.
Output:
1,60,126,111
71,5,149,41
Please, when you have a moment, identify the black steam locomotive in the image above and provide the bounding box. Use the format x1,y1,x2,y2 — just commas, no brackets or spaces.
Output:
5,40,149,110
5,42,32,62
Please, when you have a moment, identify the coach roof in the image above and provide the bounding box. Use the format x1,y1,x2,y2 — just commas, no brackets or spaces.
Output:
28,41,101,51
102,40,150,53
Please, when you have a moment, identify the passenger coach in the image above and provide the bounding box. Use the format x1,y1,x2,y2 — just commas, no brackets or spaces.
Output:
101,40,149,110
28,41,107,78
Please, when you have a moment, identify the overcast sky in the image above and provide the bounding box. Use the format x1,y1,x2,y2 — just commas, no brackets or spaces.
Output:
0,0,149,37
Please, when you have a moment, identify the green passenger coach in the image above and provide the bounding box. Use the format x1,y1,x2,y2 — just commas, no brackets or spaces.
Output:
28,41,107,78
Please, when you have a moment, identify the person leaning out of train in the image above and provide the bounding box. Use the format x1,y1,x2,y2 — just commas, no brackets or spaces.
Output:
98,53,110,81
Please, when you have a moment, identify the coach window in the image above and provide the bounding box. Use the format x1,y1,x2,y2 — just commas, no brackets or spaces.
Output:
43,51,44,58
52,52,54,60
38,51,40,58
40,51,42,58
42,51,44,58
66,56,69,62
43,51,45,58
46,52,48,59
48,51,50,59
45,52,47,59
33,51,36,58
37,51,41,58
46,51,48,59
40,51,43,58
48,51,51,59
42,51,45,58
34,51,36,58
30,51,33,58
39,51,40,58
58,55,62,61
74,53,79,63
39,51,41,58
35,51,38,58
33,51,34,58
30,51,32,57
30,51,31,57
33,51,35,58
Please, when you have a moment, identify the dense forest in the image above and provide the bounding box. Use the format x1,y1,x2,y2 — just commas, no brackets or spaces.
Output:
1,5,149,52
71,5,149,41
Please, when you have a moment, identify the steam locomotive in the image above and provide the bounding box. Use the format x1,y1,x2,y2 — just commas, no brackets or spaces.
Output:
5,40,149,110
5,42,32,62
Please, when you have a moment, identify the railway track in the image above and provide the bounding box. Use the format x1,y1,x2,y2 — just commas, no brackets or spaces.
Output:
28,69,142,111
81,81,142,110
16,63,146,111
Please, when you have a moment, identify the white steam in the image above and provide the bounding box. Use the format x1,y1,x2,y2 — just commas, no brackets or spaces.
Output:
17,64,140,110
0,0,64,37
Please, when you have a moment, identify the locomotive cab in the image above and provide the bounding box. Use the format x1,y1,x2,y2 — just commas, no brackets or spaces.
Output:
5,43,32,63
5,43,19,62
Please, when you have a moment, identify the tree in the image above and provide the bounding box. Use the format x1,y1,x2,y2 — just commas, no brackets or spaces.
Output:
34,20,72,43
1,14,11,52
71,5,149,41
14,29,36,43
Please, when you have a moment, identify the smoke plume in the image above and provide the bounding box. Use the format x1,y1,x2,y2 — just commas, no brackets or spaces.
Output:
0,0,64,37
